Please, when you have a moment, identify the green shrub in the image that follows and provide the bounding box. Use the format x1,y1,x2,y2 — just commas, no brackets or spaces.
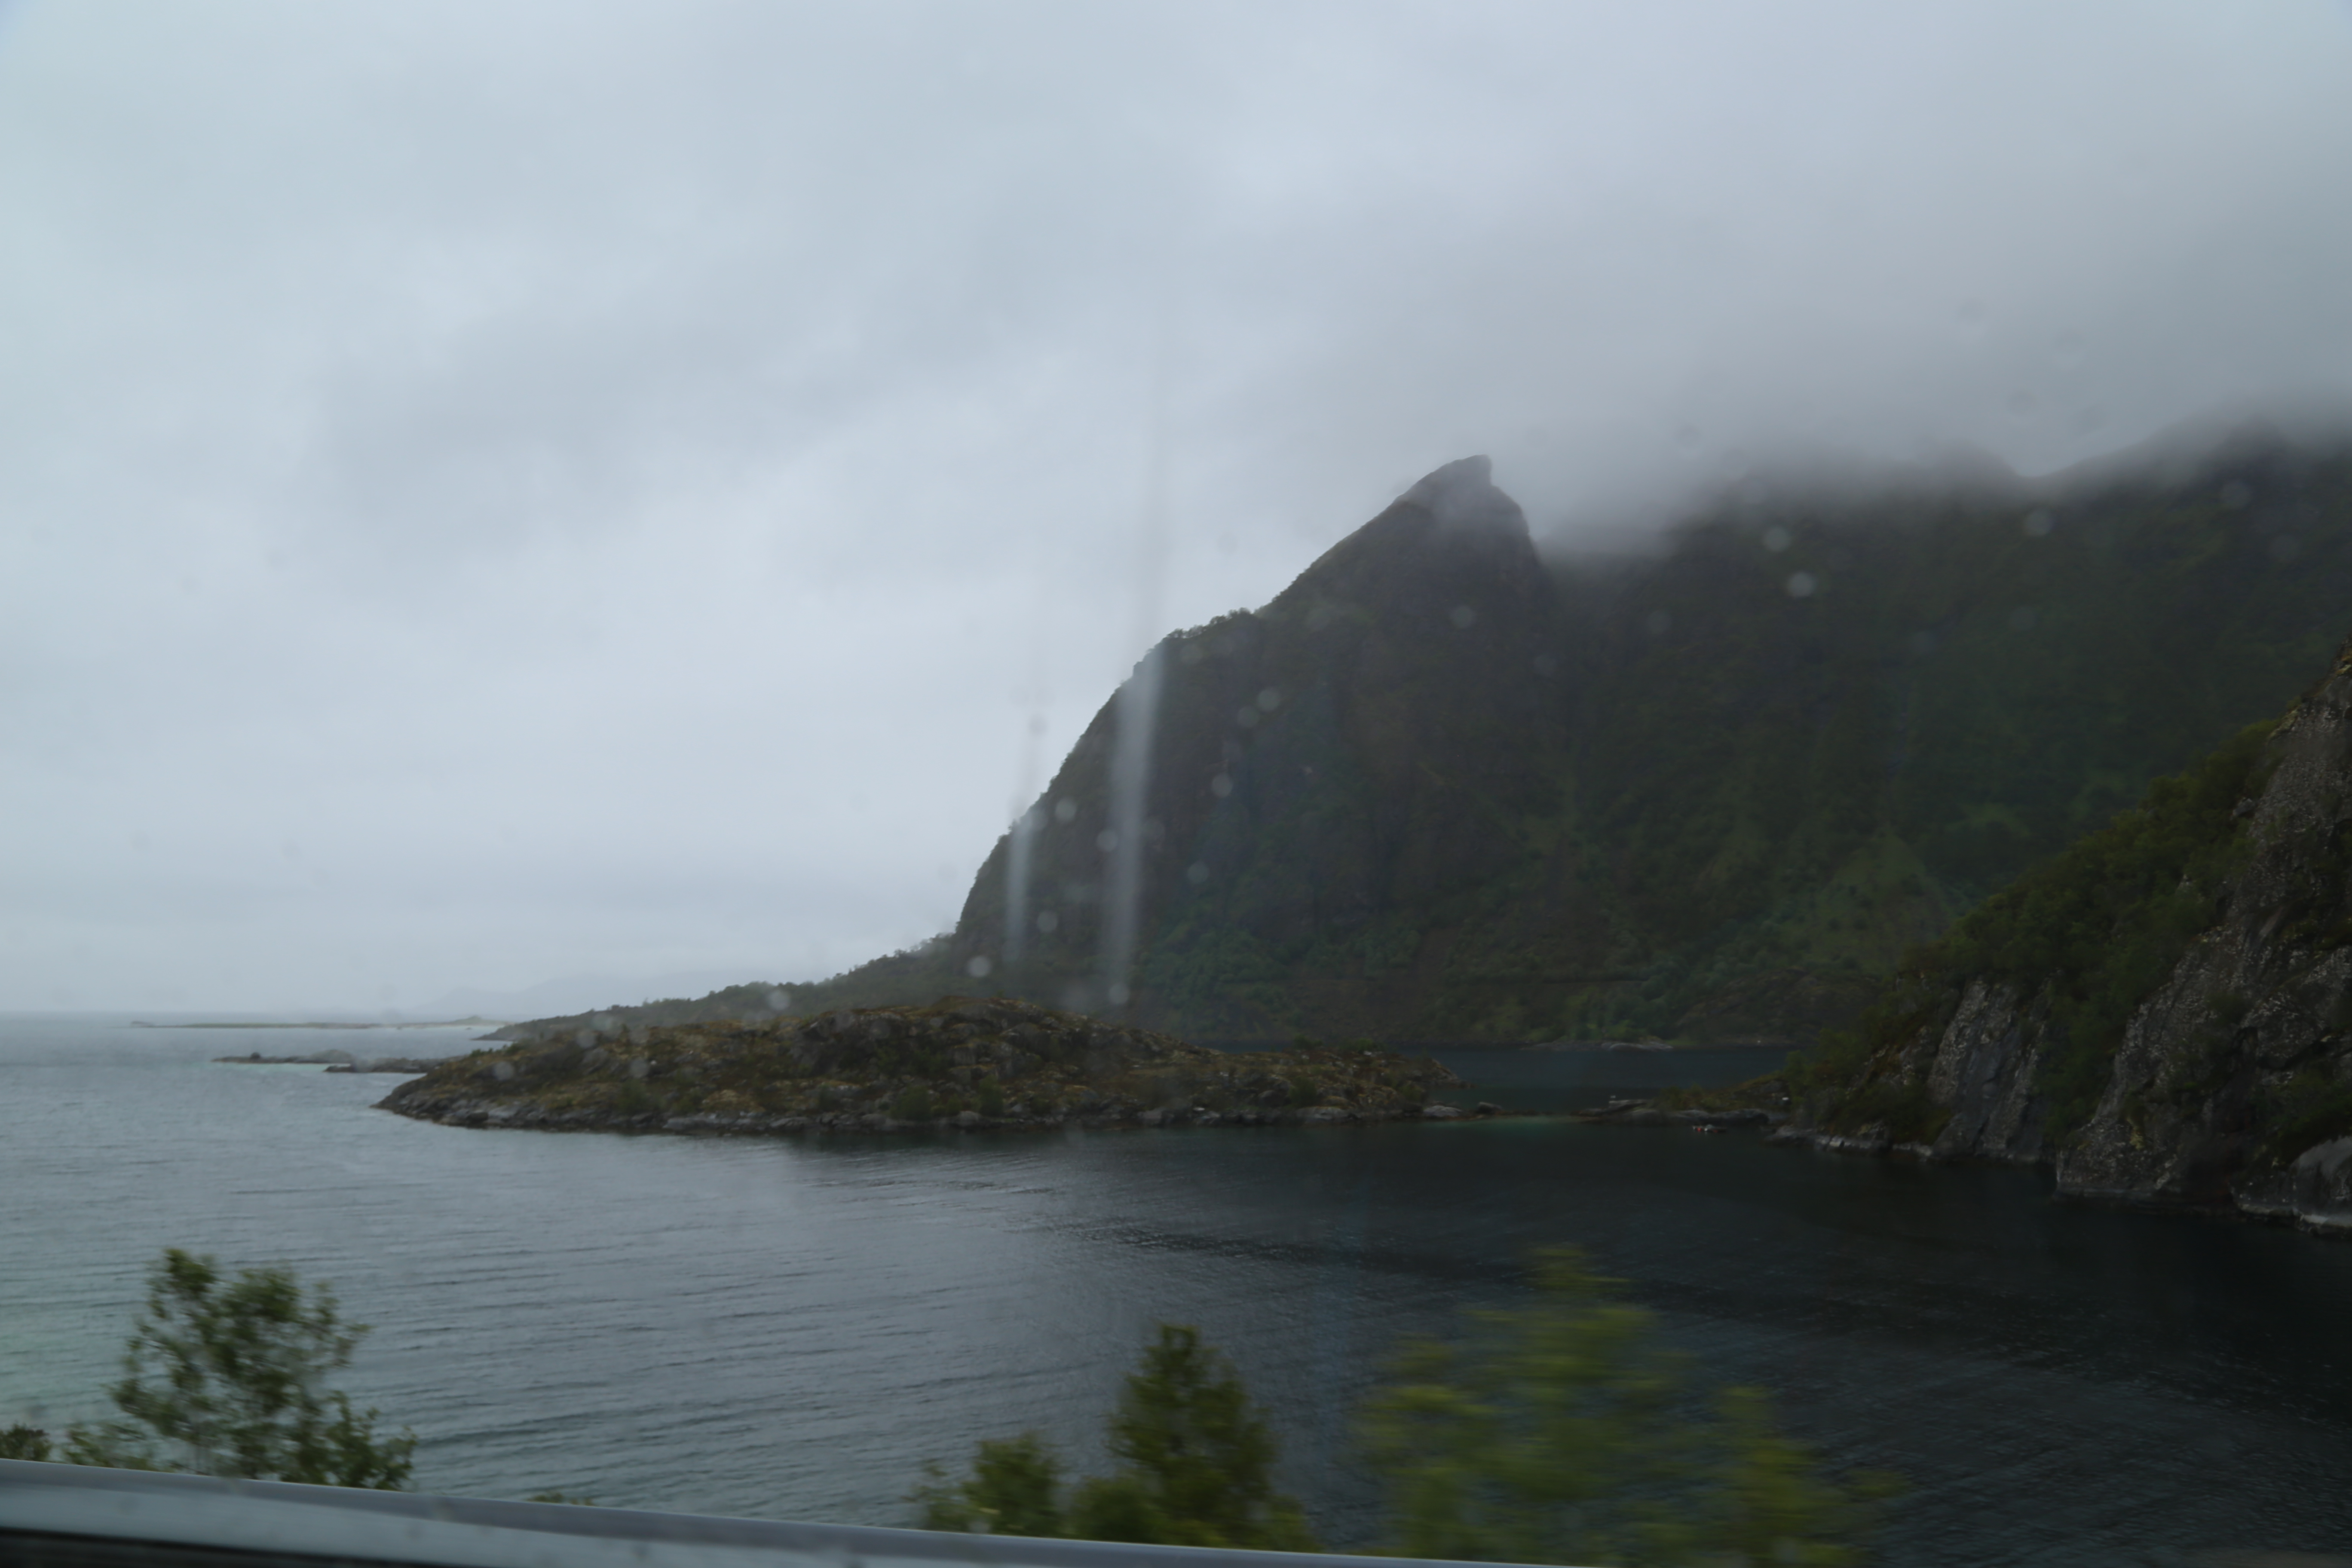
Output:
62,1250,414,1488
1,1424,51,1461
1361,1248,1898,1566
893,1086,935,1121
977,1080,1006,1118
916,1326,1313,1550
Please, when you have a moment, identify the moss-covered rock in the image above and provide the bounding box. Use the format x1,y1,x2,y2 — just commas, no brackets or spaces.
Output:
378,997,1464,1135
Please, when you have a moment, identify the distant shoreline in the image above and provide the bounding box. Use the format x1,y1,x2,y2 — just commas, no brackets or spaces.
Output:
132,1018,505,1031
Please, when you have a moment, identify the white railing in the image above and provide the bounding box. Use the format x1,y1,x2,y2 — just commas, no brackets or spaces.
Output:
0,1459,1531,1568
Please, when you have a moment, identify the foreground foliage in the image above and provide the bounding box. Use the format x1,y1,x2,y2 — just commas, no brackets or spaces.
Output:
1360,1250,1897,1566
916,1325,1314,1550
56,1250,415,1488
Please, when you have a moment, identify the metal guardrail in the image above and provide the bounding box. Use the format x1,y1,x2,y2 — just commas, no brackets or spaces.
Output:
0,1460,1519,1568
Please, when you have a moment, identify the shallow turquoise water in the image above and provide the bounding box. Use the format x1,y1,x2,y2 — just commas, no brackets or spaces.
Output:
5,1014,2350,1565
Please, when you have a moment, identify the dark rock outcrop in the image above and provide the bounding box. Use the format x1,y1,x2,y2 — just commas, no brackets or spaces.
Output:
378,997,1464,1136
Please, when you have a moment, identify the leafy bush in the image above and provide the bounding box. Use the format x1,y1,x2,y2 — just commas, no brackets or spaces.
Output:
1,1424,51,1461
1360,1249,1897,1566
892,1086,935,1121
63,1250,414,1488
916,1325,1313,1550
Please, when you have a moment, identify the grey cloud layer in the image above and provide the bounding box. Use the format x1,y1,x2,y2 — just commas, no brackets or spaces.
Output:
3,0,2348,1008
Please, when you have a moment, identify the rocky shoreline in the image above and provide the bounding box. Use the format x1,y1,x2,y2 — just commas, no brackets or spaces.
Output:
377,996,1480,1137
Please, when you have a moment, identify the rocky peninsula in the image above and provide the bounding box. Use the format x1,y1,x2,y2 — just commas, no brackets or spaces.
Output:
375,997,1470,1135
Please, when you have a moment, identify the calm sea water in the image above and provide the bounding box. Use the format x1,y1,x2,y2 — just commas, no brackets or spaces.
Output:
5,1014,2350,1566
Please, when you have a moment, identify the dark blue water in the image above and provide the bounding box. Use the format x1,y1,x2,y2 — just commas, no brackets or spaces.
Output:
6,1015,2350,1565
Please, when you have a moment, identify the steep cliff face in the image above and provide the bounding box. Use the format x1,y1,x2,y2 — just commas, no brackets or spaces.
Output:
947,455,1572,1036
1789,643,2352,1233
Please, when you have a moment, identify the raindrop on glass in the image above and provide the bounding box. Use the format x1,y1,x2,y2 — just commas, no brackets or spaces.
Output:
1210,773,1234,798
1256,687,1282,711
1187,862,1210,885
1762,527,1791,554
965,955,993,978
1644,609,1672,636
1053,798,1078,823
1450,605,1477,629
2009,606,2038,632
1785,571,1817,599
1096,829,1119,852
2220,481,2253,511
2022,509,2054,537
1036,910,1060,933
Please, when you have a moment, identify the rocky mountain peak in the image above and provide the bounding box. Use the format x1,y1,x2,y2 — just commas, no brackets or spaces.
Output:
1399,454,1522,534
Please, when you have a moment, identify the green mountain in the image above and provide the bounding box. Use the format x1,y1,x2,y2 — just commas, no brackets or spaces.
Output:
1776,632,2352,1231
518,421,2352,1046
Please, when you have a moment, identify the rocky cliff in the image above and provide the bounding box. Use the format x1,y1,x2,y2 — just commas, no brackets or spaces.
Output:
382,997,1467,1135
1782,640,2352,1234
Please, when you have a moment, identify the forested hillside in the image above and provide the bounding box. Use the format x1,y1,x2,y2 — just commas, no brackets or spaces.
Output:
522,422,2352,1045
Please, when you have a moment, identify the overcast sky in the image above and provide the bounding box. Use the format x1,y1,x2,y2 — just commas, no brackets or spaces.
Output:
5,1,2351,1013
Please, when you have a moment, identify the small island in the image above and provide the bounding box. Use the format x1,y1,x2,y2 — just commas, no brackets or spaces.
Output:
375,996,1472,1135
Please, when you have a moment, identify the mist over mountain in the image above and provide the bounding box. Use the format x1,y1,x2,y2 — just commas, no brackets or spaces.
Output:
530,420,2352,1046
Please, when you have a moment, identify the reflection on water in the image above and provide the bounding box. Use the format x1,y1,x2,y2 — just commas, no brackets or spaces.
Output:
5,1016,2350,1565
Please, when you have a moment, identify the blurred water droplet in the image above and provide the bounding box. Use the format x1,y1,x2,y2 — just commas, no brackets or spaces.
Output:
1237,707,1260,729
1643,609,1672,636
1306,604,1334,631
1178,642,1204,665
2269,534,2302,564
965,955,993,978
2220,481,2253,510
1762,527,1791,554
1449,605,1477,629
1785,572,1817,599
1036,909,1060,933
2009,606,2039,631
1909,630,1937,655
1096,829,1119,852
1053,799,1077,824
1107,983,1132,1006
1210,773,1234,798
2022,509,2055,537
1533,653,1559,677
1186,862,1210,885
1256,687,1282,711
